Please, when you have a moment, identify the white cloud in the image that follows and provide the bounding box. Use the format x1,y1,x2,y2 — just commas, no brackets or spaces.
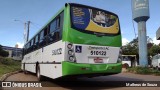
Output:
122,38,129,46
16,42,24,48
153,37,160,45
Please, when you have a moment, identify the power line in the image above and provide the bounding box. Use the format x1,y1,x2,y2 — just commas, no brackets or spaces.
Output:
30,22,42,29
132,20,137,38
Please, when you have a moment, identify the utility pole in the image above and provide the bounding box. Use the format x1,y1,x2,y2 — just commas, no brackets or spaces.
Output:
24,22,27,43
26,21,31,42
15,20,31,43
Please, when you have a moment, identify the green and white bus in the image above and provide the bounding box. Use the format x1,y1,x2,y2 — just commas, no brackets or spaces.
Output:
22,3,122,80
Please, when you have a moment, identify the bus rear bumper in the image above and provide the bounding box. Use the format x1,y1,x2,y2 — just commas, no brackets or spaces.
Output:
62,61,122,77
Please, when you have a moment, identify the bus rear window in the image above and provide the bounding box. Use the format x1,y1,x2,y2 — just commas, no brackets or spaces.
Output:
70,5,120,35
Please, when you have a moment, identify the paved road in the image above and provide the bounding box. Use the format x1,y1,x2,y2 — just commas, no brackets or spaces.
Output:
2,72,160,90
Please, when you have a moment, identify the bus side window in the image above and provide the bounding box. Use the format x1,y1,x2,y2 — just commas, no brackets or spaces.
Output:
32,37,36,50
56,11,64,41
34,35,39,49
26,42,29,54
24,45,27,55
30,39,34,51
28,42,31,53
56,17,60,41
49,20,57,43
57,17,60,29
43,27,48,46
39,30,44,47
59,11,64,39
48,12,64,44
26,44,28,54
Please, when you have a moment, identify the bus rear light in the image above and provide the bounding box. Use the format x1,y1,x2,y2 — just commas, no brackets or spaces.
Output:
67,43,73,49
68,50,74,55
67,43,76,62
69,56,76,62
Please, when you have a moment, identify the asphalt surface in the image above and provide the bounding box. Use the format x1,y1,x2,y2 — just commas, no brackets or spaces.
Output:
2,72,160,90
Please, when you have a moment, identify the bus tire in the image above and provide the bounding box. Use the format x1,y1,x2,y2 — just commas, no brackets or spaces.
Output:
36,64,43,81
23,63,27,74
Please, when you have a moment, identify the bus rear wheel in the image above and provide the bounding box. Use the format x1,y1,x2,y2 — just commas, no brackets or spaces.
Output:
36,64,43,81
23,63,27,74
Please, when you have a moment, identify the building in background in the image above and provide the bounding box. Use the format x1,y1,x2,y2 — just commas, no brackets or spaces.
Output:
2,44,23,60
122,55,138,68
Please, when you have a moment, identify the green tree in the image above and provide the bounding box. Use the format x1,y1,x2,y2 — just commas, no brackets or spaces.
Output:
122,37,160,65
122,37,138,55
122,37,155,56
0,45,9,57
149,45,160,56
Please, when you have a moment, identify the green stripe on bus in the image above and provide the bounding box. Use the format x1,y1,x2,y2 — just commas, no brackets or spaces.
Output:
62,61,122,76
65,28,122,47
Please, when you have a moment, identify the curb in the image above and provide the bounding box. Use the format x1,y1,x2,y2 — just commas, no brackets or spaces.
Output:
0,70,22,81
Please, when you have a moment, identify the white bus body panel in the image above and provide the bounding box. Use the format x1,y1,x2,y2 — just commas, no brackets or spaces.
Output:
22,40,65,79
22,41,120,79
67,43,120,64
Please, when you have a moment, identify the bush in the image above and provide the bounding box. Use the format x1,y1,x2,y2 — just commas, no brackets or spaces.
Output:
135,67,152,74
0,50,9,57
127,67,136,73
0,56,20,65
0,56,12,65
0,56,21,77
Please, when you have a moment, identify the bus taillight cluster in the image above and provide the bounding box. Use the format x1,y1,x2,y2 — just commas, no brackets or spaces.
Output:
67,43,76,62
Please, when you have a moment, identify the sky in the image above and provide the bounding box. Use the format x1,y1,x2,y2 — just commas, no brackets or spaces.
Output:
0,0,160,48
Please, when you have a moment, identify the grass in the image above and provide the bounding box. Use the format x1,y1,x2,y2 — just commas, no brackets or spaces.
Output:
127,67,160,76
0,56,21,77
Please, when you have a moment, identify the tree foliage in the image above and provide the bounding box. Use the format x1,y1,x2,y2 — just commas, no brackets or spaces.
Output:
149,45,160,56
0,45,9,57
122,37,160,57
122,37,138,55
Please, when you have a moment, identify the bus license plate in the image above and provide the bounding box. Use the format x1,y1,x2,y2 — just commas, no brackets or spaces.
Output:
94,57,103,63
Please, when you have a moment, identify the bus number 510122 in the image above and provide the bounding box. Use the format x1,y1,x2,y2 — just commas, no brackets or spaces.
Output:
90,51,106,56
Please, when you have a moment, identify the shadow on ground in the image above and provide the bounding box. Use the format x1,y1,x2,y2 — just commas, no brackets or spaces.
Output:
39,73,143,90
